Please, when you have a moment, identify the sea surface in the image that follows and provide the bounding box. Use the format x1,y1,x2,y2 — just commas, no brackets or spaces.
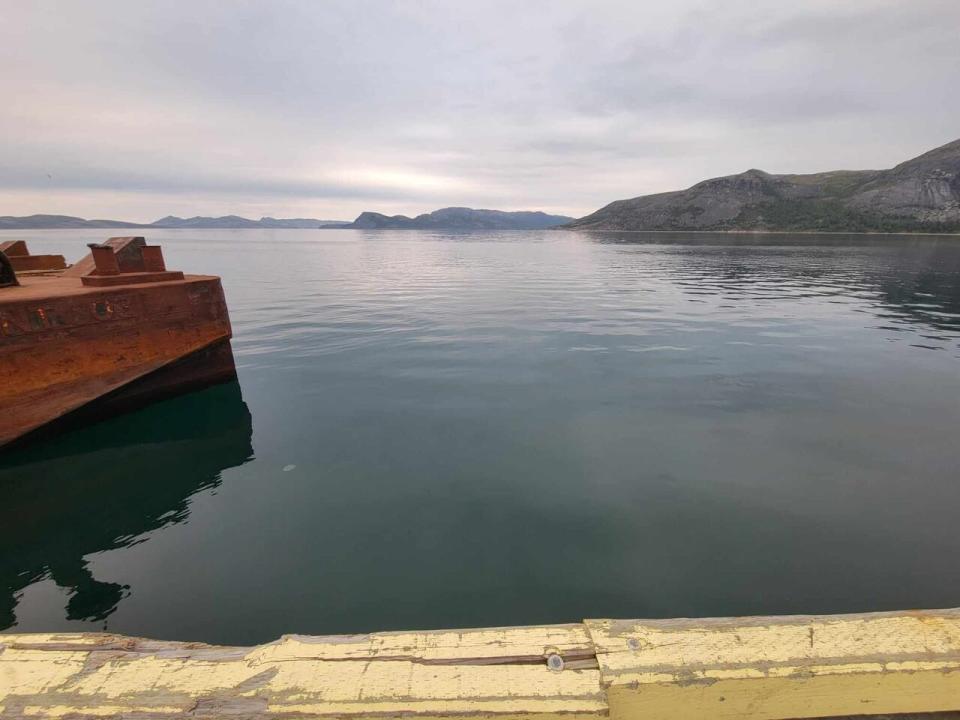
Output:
2,229,959,646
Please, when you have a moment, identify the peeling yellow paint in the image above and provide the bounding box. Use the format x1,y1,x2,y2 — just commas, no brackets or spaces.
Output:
588,609,960,720
249,623,594,664
2,608,960,719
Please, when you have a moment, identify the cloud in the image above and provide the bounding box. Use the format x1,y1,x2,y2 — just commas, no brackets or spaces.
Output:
1,0,958,221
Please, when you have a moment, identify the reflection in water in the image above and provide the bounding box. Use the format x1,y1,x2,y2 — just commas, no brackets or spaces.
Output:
0,382,253,630
585,233,960,347
872,247,960,340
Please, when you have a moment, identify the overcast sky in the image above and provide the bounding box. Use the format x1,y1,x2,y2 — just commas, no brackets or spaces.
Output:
1,0,958,222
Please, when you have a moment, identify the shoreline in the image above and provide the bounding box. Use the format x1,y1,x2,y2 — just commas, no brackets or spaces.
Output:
3,226,959,237
561,227,960,237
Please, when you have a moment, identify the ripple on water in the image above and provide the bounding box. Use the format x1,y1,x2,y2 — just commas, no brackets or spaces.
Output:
4,230,960,642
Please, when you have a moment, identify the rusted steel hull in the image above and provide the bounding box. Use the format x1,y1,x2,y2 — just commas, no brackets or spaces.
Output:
0,268,236,449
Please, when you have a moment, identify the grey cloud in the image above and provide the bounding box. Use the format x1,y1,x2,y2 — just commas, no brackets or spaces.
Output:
566,1,959,124
0,161,419,201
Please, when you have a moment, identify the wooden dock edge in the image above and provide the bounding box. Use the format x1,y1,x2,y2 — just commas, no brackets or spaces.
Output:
2,607,960,719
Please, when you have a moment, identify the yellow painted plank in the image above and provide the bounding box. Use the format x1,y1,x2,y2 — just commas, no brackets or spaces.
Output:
252,622,595,663
586,608,960,720
5,609,960,719
0,628,605,719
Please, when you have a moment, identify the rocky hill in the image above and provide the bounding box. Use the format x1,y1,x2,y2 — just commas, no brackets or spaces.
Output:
566,138,960,233
152,216,347,228
344,207,573,230
0,214,146,229
0,215,347,229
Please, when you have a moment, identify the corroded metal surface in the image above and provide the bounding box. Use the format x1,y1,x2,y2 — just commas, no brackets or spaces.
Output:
1,609,959,719
63,236,147,276
0,241,28,257
0,239,236,448
0,240,66,273
80,269,186,286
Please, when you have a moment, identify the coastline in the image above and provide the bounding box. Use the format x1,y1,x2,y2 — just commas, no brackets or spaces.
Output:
3,226,960,236
561,227,960,236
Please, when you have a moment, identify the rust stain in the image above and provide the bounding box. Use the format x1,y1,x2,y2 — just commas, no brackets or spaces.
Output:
0,239,66,273
0,239,237,448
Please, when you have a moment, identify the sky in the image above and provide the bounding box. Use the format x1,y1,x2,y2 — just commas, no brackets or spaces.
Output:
1,0,958,223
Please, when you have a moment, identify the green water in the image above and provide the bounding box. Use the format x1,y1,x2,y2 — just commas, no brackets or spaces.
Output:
2,229,959,645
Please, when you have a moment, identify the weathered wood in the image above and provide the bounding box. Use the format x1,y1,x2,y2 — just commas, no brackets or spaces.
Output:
2,609,960,719
588,608,960,720
0,626,605,719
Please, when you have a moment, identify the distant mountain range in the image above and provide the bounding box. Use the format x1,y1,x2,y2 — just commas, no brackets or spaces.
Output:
0,215,349,230
339,207,573,230
0,208,570,231
6,139,958,234
566,138,960,233
0,215,144,229
153,215,351,229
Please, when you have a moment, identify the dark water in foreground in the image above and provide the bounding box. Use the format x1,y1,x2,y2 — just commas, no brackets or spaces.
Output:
2,229,959,645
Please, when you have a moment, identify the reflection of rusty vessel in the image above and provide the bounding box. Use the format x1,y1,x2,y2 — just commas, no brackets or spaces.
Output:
0,237,237,448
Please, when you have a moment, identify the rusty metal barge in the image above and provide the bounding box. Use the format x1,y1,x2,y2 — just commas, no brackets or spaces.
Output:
0,236,236,448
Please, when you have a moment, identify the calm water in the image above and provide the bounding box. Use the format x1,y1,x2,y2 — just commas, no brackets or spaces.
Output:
2,229,959,645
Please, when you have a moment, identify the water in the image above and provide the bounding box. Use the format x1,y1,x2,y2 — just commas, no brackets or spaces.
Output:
2,229,959,646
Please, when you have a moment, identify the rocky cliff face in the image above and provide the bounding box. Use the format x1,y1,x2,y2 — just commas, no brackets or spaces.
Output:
567,139,960,232
843,141,960,225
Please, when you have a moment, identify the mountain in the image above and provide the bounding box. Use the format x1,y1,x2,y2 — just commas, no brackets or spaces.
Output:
342,207,574,230
0,214,147,229
0,215,348,229
151,216,347,228
151,215,259,228
566,138,960,233
258,217,349,228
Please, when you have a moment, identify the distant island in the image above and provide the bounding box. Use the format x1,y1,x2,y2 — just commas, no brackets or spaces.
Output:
566,138,960,233
337,207,573,230
0,215,349,230
153,216,350,229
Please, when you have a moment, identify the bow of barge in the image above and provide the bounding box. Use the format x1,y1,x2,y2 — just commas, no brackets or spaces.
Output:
0,237,237,448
